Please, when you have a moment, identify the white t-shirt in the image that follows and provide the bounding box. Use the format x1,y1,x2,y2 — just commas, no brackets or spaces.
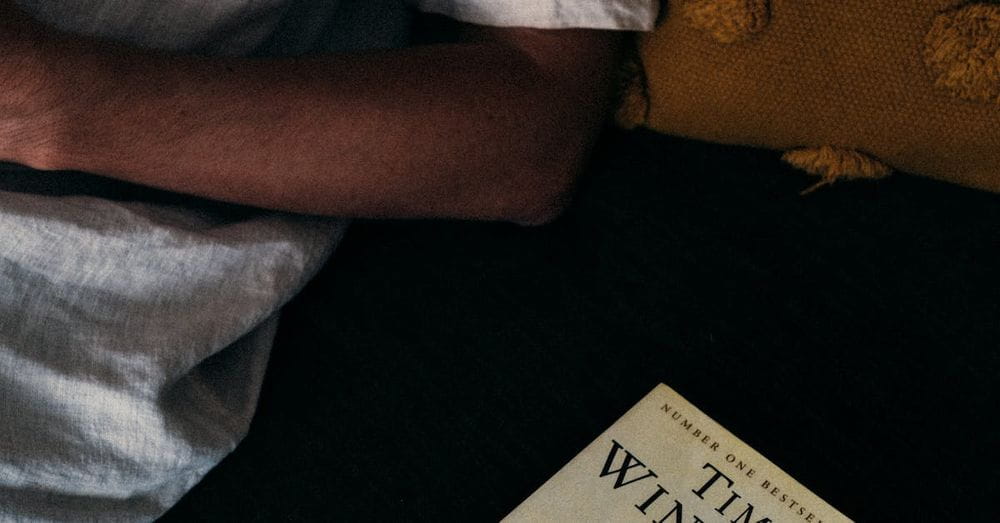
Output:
16,0,658,55
0,1,658,521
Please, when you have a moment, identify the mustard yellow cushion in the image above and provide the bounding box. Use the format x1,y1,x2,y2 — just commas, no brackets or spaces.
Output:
620,0,1000,192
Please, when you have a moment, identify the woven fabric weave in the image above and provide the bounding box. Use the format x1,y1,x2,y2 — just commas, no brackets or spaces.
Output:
627,0,1000,192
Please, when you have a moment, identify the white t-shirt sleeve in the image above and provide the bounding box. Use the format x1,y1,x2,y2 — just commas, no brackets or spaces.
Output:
408,0,660,31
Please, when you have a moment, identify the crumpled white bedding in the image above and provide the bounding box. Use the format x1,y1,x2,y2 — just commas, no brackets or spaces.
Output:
0,169,344,520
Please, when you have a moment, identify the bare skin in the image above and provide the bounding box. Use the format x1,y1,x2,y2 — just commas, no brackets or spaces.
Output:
0,3,623,224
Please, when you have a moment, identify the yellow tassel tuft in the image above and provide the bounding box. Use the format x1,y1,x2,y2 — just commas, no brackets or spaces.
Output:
924,3,1000,104
682,0,771,44
615,70,650,129
782,146,894,195
615,36,651,129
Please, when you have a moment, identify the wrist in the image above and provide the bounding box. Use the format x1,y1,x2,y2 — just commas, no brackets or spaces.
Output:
2,29,102,172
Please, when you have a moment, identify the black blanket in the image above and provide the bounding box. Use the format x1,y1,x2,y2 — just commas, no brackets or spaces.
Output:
163,128,1000,521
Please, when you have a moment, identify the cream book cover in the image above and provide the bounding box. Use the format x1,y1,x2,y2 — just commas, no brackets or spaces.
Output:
504,384,850,523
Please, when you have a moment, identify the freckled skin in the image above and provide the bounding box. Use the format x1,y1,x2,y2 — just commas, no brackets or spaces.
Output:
0,2,624,224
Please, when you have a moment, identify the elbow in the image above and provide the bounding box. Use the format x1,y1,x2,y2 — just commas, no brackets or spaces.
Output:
508,182,574,227
504,112,602,226
503,101,608,227
502,152,583,227
497,113,603,226
471,56,609,225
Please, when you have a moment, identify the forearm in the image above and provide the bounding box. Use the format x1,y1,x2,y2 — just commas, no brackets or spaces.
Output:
14,31,619,222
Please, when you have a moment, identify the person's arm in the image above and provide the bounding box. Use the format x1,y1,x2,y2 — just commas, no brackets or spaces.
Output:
0,6,623,224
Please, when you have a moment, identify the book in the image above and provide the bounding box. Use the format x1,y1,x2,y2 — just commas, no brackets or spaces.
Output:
504,384,850,522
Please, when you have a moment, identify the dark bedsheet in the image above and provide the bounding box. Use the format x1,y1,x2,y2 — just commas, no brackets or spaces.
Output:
163,128,1000,521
